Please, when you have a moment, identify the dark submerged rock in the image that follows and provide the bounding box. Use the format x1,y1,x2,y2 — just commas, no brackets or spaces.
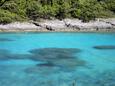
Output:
0,38,14,42
29,48,81,56
29,48,82,61
0,48,86,73
36,62,56,67
0,49,31,60
0,49,12,60
24,66,60,74
93,45,115,49
26,48,86,73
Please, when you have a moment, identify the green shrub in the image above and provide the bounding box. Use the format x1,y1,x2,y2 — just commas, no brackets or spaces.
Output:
105,0,115,13
0,9,25,24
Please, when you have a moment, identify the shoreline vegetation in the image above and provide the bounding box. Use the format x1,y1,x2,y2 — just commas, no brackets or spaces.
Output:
0,18,115,32
0,0,115,32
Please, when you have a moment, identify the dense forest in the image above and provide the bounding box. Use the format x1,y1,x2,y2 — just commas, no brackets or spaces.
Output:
0,0,115,24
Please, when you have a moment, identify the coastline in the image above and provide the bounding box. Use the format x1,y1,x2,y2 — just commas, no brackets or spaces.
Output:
0,18,115,32
0,28,115,33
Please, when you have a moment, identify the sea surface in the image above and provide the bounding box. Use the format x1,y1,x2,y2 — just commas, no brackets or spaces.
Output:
0,32,115,86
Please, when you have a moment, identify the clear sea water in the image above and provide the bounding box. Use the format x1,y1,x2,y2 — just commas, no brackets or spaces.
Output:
0,32,115,86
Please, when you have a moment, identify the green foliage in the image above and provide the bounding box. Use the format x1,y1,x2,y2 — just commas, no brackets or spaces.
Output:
0,9,17,24
0,8,26,24
26,1,41,20
104,0,115,13
55,1,71,20
78,0,99,22
0,0,115,23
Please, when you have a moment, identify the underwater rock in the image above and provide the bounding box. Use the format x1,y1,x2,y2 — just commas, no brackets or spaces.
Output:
0,49,31,60
29,48,81,55
25,48,86,73
36,62,57,67
29,48,86,70
11,54,31,59
29,48,81,60
93,45,115,49
54,58,86,69
0,38,14,42
0,48,86,73
25,66,60,75
29,54,77,62
0,49,12,60
25,57,86,74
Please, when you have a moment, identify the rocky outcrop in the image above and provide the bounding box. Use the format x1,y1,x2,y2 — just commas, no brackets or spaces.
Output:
99,18,115,26
63,18,115,31
0,18,115,32
31,21,54,31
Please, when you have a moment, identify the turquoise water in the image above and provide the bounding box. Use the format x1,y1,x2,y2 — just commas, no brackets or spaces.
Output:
0,32,115,86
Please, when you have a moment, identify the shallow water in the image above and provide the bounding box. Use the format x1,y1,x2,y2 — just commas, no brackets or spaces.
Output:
0,32,115,86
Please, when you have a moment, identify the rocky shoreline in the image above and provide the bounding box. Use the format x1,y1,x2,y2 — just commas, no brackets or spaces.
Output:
0,18,115,32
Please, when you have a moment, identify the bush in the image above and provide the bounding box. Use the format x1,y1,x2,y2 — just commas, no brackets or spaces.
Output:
26,1,41,20
104,0,115,13
0,9,25,24
72,0,97,22
55,1,71,20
